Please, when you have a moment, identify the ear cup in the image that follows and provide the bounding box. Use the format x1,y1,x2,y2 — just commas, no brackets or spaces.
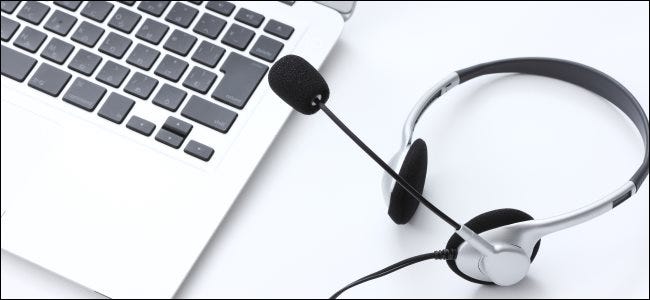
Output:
445,208,542,285
388,139,427,224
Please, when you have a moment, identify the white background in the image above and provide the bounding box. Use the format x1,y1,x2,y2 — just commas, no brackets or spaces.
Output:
2,1,649,298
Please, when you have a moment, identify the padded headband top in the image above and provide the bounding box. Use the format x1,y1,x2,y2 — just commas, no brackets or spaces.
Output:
405,58,648,193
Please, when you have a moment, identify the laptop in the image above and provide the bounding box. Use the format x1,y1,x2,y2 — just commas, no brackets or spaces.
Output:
1,1,346,297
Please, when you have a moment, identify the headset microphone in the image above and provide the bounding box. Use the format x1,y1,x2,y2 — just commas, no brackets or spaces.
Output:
267,55,648,298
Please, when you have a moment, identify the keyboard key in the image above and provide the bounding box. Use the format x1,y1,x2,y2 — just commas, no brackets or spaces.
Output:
96,60,130,87
221,23,254,51
98,32,132,59
1,16,20,42
40,37,75,64
13,27,47,53
1,45,37,82
193,13,226,39
138,1,170,17
264,19,293,40
212,52,268,109
1,1,21,14
191,40,225,68
206,1,234,16
235,8,264,28
81,1,113,22
69,49,102,76
63,77,106,111
189,1,202,5
98,92,135,124
135,18,168,45
165,2,197,28
71,21,105,47
54,1,82,11
183,66,217,94
154,54,188,82
163,29,196,56
126,115,156,136
250,35,283,63
181,95,237,133
17,2,50,25
28,63,72,97
126,43,160,70
184,140,214,161
163,116,192,137
44,10,77,36
155,128,184,149
124,72,158,100
108,7,141,34
152,83,186,112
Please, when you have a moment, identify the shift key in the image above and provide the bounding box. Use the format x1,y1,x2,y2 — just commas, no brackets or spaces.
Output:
211,52,268,109
181,95,237,133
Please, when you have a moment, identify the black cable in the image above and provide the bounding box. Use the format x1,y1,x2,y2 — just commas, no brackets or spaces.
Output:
330,249,457,299
318,102,461,230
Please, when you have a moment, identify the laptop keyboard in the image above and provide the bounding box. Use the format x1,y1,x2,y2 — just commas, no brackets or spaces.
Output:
0,1,294,162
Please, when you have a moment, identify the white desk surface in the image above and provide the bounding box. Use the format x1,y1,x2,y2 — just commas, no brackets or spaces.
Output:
2,2,649,298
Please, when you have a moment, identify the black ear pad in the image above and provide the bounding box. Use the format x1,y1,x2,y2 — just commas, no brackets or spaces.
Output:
445,208,542,285
388,139,427,224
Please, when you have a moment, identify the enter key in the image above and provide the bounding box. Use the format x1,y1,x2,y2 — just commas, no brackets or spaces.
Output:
211,52,268,109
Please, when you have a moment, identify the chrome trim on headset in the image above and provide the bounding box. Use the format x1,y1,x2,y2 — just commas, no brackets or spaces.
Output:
454,181,637,283
401,73,460,147
456,225,497,255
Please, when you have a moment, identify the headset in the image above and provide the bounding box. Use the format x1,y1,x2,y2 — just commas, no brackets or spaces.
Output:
267,56,649,298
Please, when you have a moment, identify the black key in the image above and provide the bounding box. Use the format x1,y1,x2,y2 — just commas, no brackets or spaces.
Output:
1,45,37,82
152,83,186,112
119,1,136,6
126,116,156,136
96,60,130,88
184,140,213,161
44,10,78,36
98,32,132,59
250,35,283,63
68,49,102,76
163,29,196,56
264,19,293,40
206,1,234,16
212,52,268,109
17,2,50,25
1,16,20,42
189,1,202,5
54,1,82,11
28,63,72,97
135,18,168,45
1,1,21,13
138,1,170,17
71,21,105,47
154,54,188,82
13,27,47,53
191,40,225,68
126,43,160,70
163,116,192,137
221,23,254,50
124,72,158,100
108,7,141,34
165,2,197,28
183,66,217,94
81,1,113,22
235,8,264,28
40,37,75,64
182,96,237,133
98,92,135,124
63,77,106,111
155,128,184,148
193,13,226,39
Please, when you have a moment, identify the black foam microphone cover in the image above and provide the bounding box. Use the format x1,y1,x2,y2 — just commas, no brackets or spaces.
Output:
268,55,330,115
